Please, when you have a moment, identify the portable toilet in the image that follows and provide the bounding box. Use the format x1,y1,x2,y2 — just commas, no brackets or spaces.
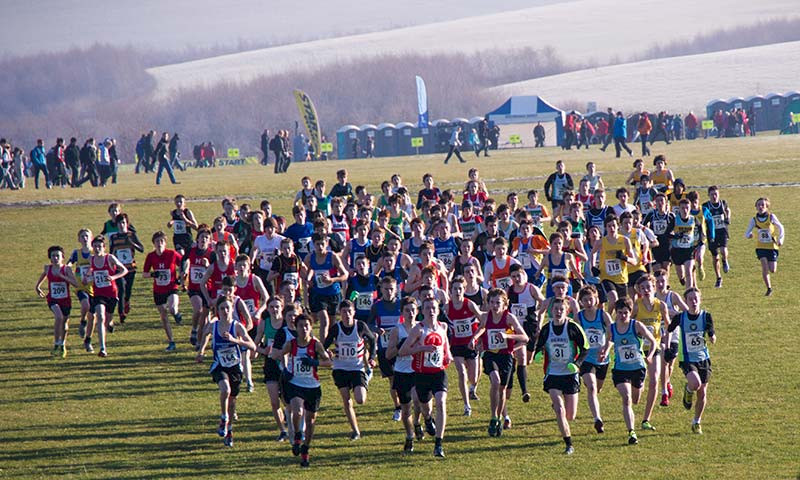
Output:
469,116,484,135
783,91,800,131
375,123,397,157
413,122,436,155
432,119,451,153
705,98,728,120
336,125,360,159
728,96,746,112
358,124,377,157
763,93,785,131
395,122,416,156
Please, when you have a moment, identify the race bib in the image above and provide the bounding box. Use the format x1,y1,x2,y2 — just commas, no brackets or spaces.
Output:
618,344,640,364
757,229,772,243
550,268,568,279
93,270,111,288
173,220,186,235
686,331,706,354
642,325,656,350
585,328,604,348
293,357,314,378
338,342,358,360
78,265,91,282
314,271,331,289
283,272,299,286
487,328,508,351
652,220,667,235
712,214,725,229
218,346,239,368
355,292,374,310
495,277,512,290
155,269,171,287
50,282,68,300
380,328,393,347
640,202,653,215
243,299,256,316
438,252,455,270
519,253,532,270
677,233,693,248
190,266,206,283
548,341,569,365
424,346,444,368
451,317,474,338
116,248,132,265
297,237,312,254
605,259,621,276
510,303,528,320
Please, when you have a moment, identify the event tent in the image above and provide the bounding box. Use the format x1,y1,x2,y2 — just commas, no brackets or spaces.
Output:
486,95,565,147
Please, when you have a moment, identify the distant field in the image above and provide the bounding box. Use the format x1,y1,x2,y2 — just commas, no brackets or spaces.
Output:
490,41,800,114
146,0,796,97
0,134,798,479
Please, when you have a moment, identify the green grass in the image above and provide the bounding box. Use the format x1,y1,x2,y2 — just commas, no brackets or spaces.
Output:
1,134,798,479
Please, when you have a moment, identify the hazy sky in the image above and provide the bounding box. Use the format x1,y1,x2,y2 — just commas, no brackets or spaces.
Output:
1,0,561,56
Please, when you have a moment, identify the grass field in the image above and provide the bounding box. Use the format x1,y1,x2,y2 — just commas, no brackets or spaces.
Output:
1,134,798,479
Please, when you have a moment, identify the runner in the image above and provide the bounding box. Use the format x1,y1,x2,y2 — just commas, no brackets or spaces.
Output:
703,186,732,288
196,296,256,448
68,229,94,351
744,197,784,296
687,191,715,285
593,216,635,310
304,233,348,341
324,300,377,440
576,285,612,434
533,298,589,455
650,155,674,194
654,269,688,406
643,193,675,276
632,274,670,431
582,161,604,194
666,288,716,433
369,276,405,421
470,289,528,437
253,297,289,441
270,314,332,467
534,232,582,299
342,219,371,271
483,237,521,291
142,231,184,351
36,246,80,357
624,158,649,188
233,255,270,391
250,217,284,296
87,235,128,357
184,227,214,349
167,194,198,256
670,199,697,289
200,241,235,309
507,264,546,404
386,298,425,453
524,189,550,228
445,276,483,416
609,298,657,445
399,297,452,457
109,213,143,324
267,237,308,304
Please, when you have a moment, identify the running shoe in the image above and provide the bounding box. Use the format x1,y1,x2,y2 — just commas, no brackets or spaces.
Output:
392,407,402,421
190,330,197,346
84,340,94,353
433,444,445,458
217,418,227,437
683,387,693,410
425,417,436,437
469,389,479,401
463,405,472,417
61,345,68,359
503,416,512,430
174,313,183,325
119,314,126,324
224,431,233,447
247,382,254,393
79,321,86,339
678,277,685,286
165,342,177,352
667,382,674,399
641,420,656,431
124,303,131,315
98,349,107,358
564,445,575,455
488,419,497,437
52,346,60,357
232,412,238,422
292,441,301,456
403,438,414,453
723,261,730,273
300,445,310,467
107,321,114,333
714,278,722,288
350,431,361,441
660,393,669,407
414,424,425,441
594,418,604,434
628,431,638,445
522,392,531,403
766,288,773,297
692,423,703,435
276,431,288,442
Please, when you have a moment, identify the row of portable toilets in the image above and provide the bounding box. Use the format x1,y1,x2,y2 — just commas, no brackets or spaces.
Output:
706,92,800,131
336,117,485,159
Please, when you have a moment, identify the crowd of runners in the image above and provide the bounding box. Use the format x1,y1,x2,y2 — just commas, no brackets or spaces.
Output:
37,158,784,466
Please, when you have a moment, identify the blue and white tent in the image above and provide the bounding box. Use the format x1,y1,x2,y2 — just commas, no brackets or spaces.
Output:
487,96,565,147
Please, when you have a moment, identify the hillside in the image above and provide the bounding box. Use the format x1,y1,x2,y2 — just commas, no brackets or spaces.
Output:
146,0,796,98
489,41,800,114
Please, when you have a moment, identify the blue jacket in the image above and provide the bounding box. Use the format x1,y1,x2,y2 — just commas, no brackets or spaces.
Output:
613,117,627,139
31,145,46,165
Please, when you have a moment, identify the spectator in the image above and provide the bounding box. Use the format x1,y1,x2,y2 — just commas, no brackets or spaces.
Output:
77,138,98,187
469,128,480,156
135,133,147,173
672,114,684,141
351,137,359,159
637,112,652,156
563,111,576,149
144,130,156,172
155,132,179,185
109,138,120,183
685,112,698,140
650,111,671,145
97,138,112,186
477,117,490,157
533,122,545,147
365,135,375,158
168,133,184,171
270,132,284,172
278,130,292,173
613,111,633,158
443,126,466,164
0,141,17,189
260,129,270,165
65,137,80,187
13,146,26,189
599,107,615,151
30,138,50,189
579,117,594,149
747,106,757,136
205,142,216,167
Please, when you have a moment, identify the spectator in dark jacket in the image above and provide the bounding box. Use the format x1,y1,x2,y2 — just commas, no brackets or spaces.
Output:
109,138,120,183
155,132,179,185
600,107,615,151
168,133,184,171
135,134,147,173
77,138,98,187
144,130,156,172
533,122,545,147
260,129,270,165
65,137,80,187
